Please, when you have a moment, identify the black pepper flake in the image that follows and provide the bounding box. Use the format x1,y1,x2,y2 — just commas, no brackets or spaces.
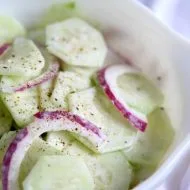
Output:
76,107,79,111
55,98,58,101
38,60,42,63
3,66,7,69
11,54,15,57
90,113,94,116
157,76,162,81
160,107,164,110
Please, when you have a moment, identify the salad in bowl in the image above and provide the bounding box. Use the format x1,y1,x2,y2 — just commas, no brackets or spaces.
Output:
0,2,177,190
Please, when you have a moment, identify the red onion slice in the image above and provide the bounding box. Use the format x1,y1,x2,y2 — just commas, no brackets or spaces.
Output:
97,64,147,132
0,44,10,56
2,110,105,190
1,63,59,93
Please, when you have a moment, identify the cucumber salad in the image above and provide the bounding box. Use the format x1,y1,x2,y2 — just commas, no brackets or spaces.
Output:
0,2,174,190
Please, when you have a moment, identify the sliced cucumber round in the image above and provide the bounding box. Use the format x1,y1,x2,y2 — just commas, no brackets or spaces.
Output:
123,108,174,184
0,100,12,136
46,131,75,151
1,88,39,127
0,63,59,93
38,79,60,112
19,137,61,185
86,152,132,190
0,38,45,77
0,15,25,44
40,132,133,190
123,108,174,165
23,155,95,190
46,131,93,157
63,64,98,78
50,71,91,110
46,18,107,67
68,87,137,153
117,72,164,115
0,131,62,189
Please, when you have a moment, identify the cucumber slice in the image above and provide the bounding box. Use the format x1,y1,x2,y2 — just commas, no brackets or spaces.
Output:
46,131,75,151
128,162,156,188
86,152,132,190
40,46,57,65
36,2,80,28
117,73,164,115
0,38,45,77
123,108,174,165
0,15,25,44
46,18,107,67
1,88,39,127
46,131,93,157
23,155,95,190
50,71,91,110
37,50,60,111
63,64,98,78
123,108,174,184
38,79,60,111
0,48,58,93
0,130,62,187
19,137,61,185
0,75,32,93
47,132,133,189
68,87,136,153
0,100,12,135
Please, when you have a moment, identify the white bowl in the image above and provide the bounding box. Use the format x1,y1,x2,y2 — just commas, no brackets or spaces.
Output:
1,0,190,189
